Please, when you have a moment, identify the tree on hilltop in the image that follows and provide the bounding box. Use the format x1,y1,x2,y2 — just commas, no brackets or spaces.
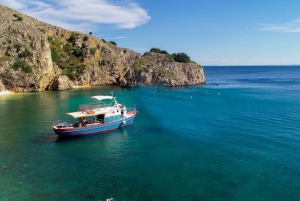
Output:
150,48,161,53
150,48,169,55
149,48,191,63
173,52,191,63
109,41,117,46
160,50,169,54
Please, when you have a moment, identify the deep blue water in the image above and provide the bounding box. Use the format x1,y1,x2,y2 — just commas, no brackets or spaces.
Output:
1,66,300,200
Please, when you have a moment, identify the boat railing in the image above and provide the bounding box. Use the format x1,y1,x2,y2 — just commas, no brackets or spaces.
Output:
126,107,137,113
78,102,114,111
52,120,71,127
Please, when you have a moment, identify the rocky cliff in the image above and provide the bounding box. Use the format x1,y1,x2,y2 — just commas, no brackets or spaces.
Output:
121,52,205,87
0,6,55,92
0,5,205,92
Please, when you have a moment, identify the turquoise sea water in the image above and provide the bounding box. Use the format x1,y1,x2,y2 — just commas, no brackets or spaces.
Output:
1,66,300,200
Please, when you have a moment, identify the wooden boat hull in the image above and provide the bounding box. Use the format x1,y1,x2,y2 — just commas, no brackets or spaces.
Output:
52,113,136,137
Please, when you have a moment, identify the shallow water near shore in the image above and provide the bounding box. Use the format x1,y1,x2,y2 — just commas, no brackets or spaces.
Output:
1,66,300,200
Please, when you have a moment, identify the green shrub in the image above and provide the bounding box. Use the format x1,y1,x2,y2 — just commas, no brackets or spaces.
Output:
51,49,60,62
17,17,23,21
109,41,117,46
12,59,24,69
63,42,72,53
65,70,77,80
77,63,87,74
123,49,127,54
150,48,161,53
6,46,13,51
14,43,22,51
0,56,11,61
73,48,82,57
173,52,191,63
49,36,85,81
83,35,89,41
13,14,19,18
47,36,54,41
165,54,175,62
68,33,77,43
102,39,107,43
19,50,33,58
61,52,67,57
49,37,63,51
150,48,169,55
38,28,45,34
90,48,96,55
61,34,65,37
12,59,32,73
22,64,33,73
89,32,92,35
132,59,149,71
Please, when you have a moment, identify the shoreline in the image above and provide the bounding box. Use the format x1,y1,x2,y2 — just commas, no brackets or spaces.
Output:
73,85,87,89
0,90,12,95
0,85,86,96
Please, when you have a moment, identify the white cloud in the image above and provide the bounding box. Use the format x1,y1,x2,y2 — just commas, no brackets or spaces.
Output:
0,0,151,31
259,19,300,33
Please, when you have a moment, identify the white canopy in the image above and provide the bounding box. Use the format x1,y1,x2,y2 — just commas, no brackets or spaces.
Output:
91,96,113,101
66,111,107,118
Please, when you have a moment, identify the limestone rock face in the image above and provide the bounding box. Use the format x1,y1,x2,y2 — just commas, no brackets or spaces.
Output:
0,5,55,92
0,79,6,91
48,75,74,91
121,52,206,87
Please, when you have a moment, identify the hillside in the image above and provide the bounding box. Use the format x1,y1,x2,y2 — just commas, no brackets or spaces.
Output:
0,5,205,92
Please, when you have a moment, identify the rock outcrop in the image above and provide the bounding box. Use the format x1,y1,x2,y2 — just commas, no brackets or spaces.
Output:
0,5,205,92
121,52,205,87
0,79,6,91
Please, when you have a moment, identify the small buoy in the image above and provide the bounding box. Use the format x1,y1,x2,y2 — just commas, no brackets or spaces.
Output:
218,93,220,95
191,96,192,99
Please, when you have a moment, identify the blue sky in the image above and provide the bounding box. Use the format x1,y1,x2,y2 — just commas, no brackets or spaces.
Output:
1,0,300,65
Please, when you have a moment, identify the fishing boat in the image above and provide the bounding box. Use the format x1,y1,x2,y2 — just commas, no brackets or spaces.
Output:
52,95,137,137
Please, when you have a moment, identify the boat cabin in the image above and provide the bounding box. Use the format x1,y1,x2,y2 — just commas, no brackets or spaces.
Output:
64,95,127,127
